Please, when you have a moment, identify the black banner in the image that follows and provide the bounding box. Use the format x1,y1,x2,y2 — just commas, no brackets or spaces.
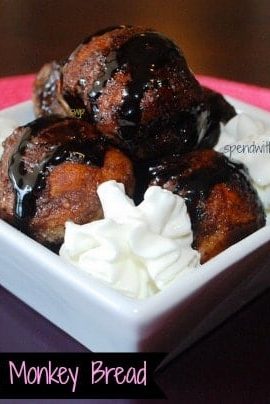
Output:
0,353,166,399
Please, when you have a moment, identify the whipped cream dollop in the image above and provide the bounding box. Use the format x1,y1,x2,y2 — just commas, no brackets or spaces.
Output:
0,117,18,158
60,181,200,299
215,113,270,212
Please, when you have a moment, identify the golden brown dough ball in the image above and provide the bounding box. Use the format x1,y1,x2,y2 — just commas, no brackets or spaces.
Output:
33,26,235,160
0,116,134,249
149,149,265,263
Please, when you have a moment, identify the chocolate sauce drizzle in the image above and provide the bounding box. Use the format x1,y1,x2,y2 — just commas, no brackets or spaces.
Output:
8,117,105,227
149,152,248,233
60,28,236,157
88,31,182,140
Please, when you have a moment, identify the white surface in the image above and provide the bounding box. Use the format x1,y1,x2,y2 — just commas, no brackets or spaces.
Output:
0,98,270,360
215,113,270,211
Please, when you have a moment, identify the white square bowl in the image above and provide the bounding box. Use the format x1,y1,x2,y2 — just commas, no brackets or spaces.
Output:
0,98,270,364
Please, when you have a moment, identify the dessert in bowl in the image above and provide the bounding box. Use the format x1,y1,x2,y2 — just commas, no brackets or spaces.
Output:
0,26,270,354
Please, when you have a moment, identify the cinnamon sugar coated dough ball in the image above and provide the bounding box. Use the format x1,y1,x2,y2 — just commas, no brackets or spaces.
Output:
33,25,235,160
0,117,134,249
149,149,266,263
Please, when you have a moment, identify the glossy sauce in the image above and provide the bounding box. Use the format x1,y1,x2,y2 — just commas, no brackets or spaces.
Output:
149,152,247,232
88,31,182,140
8,117,104,227
67,27,235,156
